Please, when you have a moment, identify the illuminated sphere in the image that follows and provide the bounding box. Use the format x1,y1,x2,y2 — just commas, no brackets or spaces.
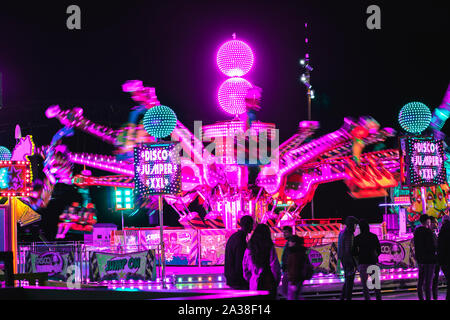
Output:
398,102,432,134
143,105,177,138
0,146,11,161
217,40,254,77
218,78,253,115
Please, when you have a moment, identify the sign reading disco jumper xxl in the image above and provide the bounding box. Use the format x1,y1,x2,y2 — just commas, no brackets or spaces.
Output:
134,143,181,196
402,137,446,187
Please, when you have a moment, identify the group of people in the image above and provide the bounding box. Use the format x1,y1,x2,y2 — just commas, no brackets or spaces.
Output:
224,216,310,300
338,216,382,300
413,214,450,300
337,214,450,300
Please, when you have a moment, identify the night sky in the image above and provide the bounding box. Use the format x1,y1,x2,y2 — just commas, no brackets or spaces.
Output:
0,1,449,240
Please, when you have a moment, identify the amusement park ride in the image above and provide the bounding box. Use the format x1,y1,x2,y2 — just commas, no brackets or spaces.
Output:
1,35,449,285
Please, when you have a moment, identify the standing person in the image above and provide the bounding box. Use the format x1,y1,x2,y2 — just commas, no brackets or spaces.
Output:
280,226,294,298
353,219,382,300
413,214,437,300
243,224,281,299
430,216,440,300
224,215,254,290
438,214,450,300
338,216,358,300
286,235,307,300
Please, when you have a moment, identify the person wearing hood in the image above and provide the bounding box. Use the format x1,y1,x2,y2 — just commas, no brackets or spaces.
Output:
414,214,437,300
279,226,294,298
353,219,382,300
338,216,358,300
286,235,308,300
242,223,281,299
438,214,450,300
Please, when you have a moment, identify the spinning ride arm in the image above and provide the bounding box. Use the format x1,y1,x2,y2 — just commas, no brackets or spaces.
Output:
257,118,356,193
45,105,120,145
429,82,450,133
277,121,320,167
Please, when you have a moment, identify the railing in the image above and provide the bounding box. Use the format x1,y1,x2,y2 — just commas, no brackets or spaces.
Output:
296,218,342,225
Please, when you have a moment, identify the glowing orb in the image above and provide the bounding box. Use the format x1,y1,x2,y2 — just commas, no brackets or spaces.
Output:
218,78,253,115
217,40,254,77
0,146,11,161
143,105,177,138
398,102,432,134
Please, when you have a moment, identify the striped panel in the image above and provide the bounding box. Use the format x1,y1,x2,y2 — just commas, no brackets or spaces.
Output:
199,229,231,266
188,213,208,229
25,251,32,273
266,219,278,228
329,242,338,274
204,216,225,229
145,250,156,280
188,231,198,265
89,252,99,282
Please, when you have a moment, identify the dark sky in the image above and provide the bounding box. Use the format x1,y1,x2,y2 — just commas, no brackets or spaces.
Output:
0,1,449,237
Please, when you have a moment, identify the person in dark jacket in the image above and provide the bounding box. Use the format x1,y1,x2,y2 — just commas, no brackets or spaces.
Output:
286,235,307,300
338,216,358,300
280,226,294,298
353,219,382,300
429,216,440,300
224,215,254,289
413,214,437,300
242,223,281,299
438,214,450,300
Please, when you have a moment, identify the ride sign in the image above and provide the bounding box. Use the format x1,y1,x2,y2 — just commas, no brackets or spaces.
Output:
134,143,181,196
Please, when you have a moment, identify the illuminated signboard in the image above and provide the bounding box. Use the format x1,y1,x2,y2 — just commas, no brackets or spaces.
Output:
134,143,181,196
0,161,32,197
401,136,447,187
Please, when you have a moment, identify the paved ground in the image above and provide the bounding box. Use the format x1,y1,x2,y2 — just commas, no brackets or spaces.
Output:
307,288,448,300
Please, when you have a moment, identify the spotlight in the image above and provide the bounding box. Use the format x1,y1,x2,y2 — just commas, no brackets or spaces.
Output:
305,64,314,72
300,74,306,82
299,59,305,66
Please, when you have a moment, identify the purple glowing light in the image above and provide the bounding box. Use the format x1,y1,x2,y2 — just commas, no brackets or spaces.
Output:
218,78,253,115
217,40,254,77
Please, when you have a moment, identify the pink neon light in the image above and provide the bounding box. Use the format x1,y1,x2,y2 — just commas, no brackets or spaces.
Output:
202,121,276,139
218,78,253,115
217,40,254,77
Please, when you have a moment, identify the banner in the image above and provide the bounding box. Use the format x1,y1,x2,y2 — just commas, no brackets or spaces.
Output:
136,229,198,266
274,239,417,274
307,243,334,274
378,239,416,269
25,251,74,281
89,250,156,281
199,229,236,266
